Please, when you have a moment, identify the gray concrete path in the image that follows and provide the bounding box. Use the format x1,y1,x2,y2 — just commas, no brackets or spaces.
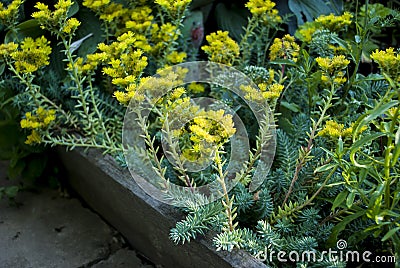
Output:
0,161,156,268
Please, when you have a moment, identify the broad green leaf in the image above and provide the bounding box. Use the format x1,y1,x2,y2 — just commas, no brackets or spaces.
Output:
346,191,356,208
280,101,301,113
75,7,106,57
315,163,337,173
4,19,45,43
350,132,386,168
288,0,340,26
353,100,398,136
332,190,347,211
328,210,366,247
269,59,298,66
215,3,248,41
67,1,79,17
382,227,400,241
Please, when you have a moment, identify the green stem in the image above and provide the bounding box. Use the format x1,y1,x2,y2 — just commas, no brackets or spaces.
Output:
163,114,194,189
87,77,112,145
239,17,258,67
61,37,92,129
215,149,236,232
42,135,121,153
341,0,369,101
283,83,336,206
273,165,338,224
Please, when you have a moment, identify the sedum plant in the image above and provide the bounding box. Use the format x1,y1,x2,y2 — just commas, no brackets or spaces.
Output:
0,0,399,267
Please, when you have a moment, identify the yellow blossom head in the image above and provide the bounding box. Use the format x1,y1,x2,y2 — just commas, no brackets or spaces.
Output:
155,0,191,18
315,55,350,86
0,0,24,29
201,31,240,66
371,48,400,83
296,12,353,42
10,36,52,73
269,34,300,62
245,0,282,25
20,107,57,145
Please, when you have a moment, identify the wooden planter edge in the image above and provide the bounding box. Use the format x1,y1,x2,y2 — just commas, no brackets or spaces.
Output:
57,148,267,268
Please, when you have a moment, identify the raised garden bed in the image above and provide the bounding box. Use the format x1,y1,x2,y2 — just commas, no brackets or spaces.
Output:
57,147,267,268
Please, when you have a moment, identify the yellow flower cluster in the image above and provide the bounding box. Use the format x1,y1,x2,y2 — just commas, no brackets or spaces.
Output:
73,52,108,75
0,42,18,59
316,55,350,86
315,12,353,31
370,48,400,83
240,82,284,102
202,31,240,66
83,0,130,33
0,0,23,28
318,120,366,140
180,109,236,161
187,82,205,93
296,12,353,42
99,3,129,23
113,83,139,105
269,34,300,62
82,0,110,9
20,107,56,145
166,51,187,65
32,0,80,35
114,67,188,105
2,36,52,73
387,106,399,118
155,0,191,18
245,0,282,25
189,110,236,144
150,23,180,54
125,6,153,33
98,32,148,87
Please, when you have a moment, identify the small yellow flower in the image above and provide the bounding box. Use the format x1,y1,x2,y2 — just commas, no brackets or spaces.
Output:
32,0,79,36
99,3,129,23
82,0,110,10
63,18,81,34
166,51,187,64
296,12,353,42
269,34,300,62
0,0,24,28
262,83,284,99
20,107,57,145
318,121,367,140
25,130,42,145
316,55,350,86
315,12,353,31
318,120,344,139
0,42,18,59
125,6,153,33
245,0,282,25
10,36,52,74
155,0,191,18
187,83,205,93
371,48,400,83
170,87,186,100
201,31,240,66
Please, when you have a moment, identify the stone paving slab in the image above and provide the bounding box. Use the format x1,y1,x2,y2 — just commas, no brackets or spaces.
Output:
0,161,154,268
